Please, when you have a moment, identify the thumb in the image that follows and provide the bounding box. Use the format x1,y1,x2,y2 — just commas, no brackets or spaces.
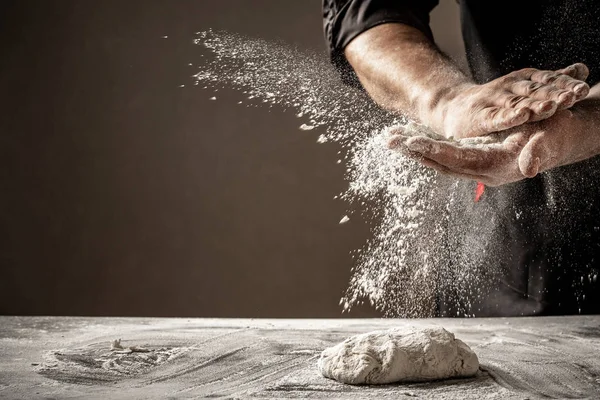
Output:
518,133,546,177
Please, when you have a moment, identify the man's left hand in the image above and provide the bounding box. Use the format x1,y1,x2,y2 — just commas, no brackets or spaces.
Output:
388,105,597,187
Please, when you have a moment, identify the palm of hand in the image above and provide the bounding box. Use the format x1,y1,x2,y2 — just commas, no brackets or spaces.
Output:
391,129,529,186
389,110,579,187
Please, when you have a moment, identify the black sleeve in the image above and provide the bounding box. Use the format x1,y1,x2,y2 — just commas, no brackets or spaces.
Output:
322,0,439,86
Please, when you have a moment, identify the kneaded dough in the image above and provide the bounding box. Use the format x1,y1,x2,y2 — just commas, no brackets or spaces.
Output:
317,327,479,385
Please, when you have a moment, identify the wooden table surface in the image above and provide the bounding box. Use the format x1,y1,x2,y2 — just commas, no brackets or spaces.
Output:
1,316,600,399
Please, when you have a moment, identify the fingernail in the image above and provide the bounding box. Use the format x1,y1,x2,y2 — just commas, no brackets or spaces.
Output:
539,100,556,113
558,91,575,104
514,107,528,119
530,157,541,177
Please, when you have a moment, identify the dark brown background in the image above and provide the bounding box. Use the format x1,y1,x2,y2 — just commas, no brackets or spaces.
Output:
0,1,463,317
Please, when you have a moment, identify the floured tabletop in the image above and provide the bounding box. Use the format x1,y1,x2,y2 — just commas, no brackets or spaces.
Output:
1,316,599,399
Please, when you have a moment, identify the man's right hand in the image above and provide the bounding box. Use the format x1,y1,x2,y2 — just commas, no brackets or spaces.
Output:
430,63,590,140
345,24,590,140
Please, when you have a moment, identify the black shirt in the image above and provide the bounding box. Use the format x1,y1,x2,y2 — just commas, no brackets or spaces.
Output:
323,0,600,316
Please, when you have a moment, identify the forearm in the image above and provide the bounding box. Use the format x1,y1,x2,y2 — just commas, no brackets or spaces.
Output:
344,23,472,126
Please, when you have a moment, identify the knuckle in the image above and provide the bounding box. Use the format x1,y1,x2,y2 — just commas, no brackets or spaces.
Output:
496,75,514,85
542,72,559,83
517,98,535,110
505,95,527,107
527,82,544,93
567,79,585,90
468,101,488,117
483,106,501,121
531,84,554,97
555,89,572,99
554,75,572,86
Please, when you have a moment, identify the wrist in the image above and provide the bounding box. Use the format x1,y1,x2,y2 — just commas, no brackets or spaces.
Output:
578,106,600,162
559,107,600,166
417,82,477,137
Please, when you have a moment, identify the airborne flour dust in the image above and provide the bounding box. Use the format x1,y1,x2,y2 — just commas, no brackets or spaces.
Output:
192,31,462,317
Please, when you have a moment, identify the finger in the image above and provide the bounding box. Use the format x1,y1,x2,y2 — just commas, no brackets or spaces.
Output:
475,106,530,134
557,63,589,82
529,69,561,84
529,69,589,99
497,92,558,120
405,151,487,182
510,81,576,110
547,74,589,99
526,100,558,122
387,126,406,136
406,136,493,174
388,134,410,151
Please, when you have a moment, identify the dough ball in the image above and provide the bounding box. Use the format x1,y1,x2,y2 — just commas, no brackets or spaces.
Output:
317,327,479,385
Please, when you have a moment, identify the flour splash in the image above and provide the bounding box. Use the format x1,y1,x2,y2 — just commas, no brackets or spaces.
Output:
192,31,451,317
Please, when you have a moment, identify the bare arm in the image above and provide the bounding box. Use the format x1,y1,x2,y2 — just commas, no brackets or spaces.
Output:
345,23,469,125
345,23,590,139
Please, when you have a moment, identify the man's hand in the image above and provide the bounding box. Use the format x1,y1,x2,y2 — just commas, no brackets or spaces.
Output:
434,63,590,140
389,98,600,187
518,102,599,177
345,24,590,141
388,128,531,186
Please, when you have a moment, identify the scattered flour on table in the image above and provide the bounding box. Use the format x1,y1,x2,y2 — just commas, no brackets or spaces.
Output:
191,30,488,317
36,339,189,384
318,327,479,385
